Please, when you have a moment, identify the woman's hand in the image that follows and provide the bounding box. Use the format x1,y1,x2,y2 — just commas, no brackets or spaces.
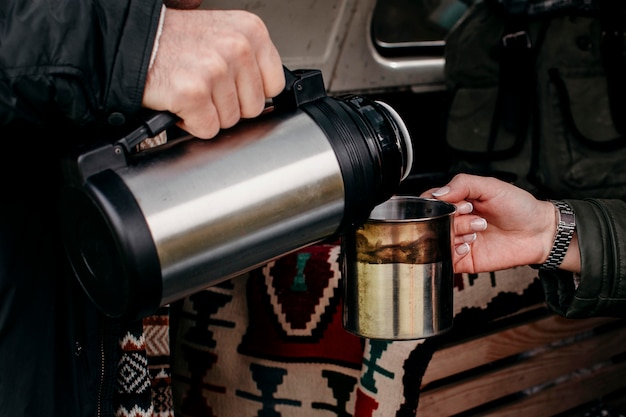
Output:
421,174,558,274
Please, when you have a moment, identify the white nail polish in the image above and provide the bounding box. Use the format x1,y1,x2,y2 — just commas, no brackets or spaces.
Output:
458,202,473,214
470,218,487,231
431,186,450,197
462,233,477,243
456,243,470,255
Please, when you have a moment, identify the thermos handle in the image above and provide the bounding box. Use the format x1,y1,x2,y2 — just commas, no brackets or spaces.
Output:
272,66,327,110
116,110,180,153
117,66,327,153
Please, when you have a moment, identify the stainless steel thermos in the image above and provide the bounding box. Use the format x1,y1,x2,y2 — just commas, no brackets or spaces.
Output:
59,68,413,320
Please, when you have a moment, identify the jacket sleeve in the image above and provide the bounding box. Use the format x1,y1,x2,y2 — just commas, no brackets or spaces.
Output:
0,0,163,128
542,198,626,318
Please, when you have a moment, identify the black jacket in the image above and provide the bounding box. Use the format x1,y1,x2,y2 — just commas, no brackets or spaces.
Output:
0,0,162,128
0,1,162,416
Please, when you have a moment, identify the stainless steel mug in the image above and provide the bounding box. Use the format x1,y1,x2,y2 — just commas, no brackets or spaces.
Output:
342,196,456,340
59,69,413,320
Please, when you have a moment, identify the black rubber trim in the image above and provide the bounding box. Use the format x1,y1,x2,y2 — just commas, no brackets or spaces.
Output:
59,169,162,320
302,95,404,234
302,98,378,234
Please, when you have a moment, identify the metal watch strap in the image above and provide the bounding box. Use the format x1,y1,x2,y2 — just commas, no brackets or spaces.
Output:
538,200,576,270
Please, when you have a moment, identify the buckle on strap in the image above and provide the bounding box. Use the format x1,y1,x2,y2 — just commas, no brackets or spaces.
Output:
502,30,532,48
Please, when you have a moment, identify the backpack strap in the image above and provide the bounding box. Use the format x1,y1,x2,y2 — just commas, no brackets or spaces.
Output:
488,7,548,158
498,15,534,136
598,0,626,135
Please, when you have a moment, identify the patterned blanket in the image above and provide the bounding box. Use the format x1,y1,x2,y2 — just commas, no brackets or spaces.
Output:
114,241,543,417
145,239,543,417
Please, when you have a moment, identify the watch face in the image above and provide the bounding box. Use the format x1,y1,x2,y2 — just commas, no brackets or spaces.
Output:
560,212,576,228
553,200,575,227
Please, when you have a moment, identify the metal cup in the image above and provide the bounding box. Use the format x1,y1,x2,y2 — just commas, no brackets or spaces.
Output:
342,196,456,340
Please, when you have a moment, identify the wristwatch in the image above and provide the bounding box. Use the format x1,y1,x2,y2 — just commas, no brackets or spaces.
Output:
535,200,576,270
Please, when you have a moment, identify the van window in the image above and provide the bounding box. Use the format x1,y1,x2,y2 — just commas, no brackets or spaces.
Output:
372,0,471,56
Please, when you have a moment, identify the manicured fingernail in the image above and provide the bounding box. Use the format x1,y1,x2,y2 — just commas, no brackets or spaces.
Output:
456,243,470,255
470,218,487,231
458,202,473,214
431,186,450,197
462,233,477,243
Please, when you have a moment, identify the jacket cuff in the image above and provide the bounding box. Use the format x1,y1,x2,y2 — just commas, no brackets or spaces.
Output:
562,199,626,318
539,269,576,316
105,0,163,124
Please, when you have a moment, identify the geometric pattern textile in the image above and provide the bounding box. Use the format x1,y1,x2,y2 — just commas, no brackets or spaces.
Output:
115,306,173,417
169,242,542,416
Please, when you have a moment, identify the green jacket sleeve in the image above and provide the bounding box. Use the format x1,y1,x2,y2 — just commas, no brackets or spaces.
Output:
541,198,626,318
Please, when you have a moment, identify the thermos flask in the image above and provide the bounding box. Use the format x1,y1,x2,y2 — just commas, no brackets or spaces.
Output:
59,68,413,321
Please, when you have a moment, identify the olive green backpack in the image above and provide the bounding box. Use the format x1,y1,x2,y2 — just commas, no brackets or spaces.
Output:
444,0,626,199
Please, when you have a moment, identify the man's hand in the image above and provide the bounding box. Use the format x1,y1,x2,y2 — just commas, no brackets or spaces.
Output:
143,9,285,139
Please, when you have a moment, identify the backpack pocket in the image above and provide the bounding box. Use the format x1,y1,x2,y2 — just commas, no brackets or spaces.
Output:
446,86,525,159
531,16,626,199
444,6,626,199
444,2,526,160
